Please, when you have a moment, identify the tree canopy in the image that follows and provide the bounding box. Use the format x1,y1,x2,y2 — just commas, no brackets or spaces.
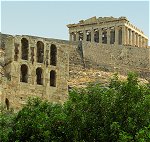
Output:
1,73,150,142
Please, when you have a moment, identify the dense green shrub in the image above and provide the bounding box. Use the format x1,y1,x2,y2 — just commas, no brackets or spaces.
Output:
8,98,67,142
0,106,15,142
1,73,150,141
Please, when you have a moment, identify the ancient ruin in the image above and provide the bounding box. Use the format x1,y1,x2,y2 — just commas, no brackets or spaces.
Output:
68,16,150,78
0,34,69,110
0,16,150,110
67,16,148,48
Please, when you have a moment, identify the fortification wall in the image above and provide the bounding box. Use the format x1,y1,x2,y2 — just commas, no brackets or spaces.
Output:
82,42,150,79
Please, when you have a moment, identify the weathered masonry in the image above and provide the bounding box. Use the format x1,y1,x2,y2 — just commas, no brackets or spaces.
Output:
67,16,150,79
0,16,150,110
0,33,69,110
67,16,148,48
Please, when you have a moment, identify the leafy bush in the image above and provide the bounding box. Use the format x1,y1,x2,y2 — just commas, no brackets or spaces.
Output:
2,73,150,141
8,98,67,142
0,105,15,142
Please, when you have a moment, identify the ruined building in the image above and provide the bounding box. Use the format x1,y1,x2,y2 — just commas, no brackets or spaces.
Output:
68,16,150,77
0,16,150,110
67,16,148,47
0,34,70,110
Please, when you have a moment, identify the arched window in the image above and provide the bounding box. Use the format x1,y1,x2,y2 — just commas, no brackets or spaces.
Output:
21,38,29,60
20,64,28,83
5,98,9,110
36,67,43,85
50,44,57,66
50,70,56,87
37,41,44,63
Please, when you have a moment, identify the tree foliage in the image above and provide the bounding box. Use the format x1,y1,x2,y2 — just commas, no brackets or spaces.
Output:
1,73,150,142
0,106,15,142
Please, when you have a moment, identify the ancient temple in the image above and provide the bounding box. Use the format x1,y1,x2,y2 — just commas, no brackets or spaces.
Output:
67,16,148,48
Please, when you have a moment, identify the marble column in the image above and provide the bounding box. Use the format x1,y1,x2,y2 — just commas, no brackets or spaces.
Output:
107,28,110,44
73,33,76,41
145,39,148,47
126,27,129,45
115,26,118,45
137,34,139,47
139,35,142,47
122,26,126,45
69,33,72,41
141,37,143,47
99,28,102,44
91,29,94,42
142,37,144,47
132,31,135,46
129,29,132,45
76,32,79,41
143,37,146,48
83,30,87,42
134,33,136,46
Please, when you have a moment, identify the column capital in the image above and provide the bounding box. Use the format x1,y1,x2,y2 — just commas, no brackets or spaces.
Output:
115,26,119,30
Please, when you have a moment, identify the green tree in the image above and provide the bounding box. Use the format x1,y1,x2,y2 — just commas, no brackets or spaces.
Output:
0,105,15,142
6,73,150,142
8,98,67,142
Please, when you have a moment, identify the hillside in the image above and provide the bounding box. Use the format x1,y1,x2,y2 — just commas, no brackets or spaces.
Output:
68,67,149,88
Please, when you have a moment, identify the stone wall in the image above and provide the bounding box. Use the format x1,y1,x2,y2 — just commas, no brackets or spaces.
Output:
1,32,150,110
82,42,150,79
65,40,150,80
1,34,70,110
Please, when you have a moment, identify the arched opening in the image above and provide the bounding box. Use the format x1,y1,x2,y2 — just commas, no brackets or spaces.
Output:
36,67,43,85
21,38,29,60
20,64,28,83
37,41,44,63
50,44,57,66
50,70,56,87
5,98,10,110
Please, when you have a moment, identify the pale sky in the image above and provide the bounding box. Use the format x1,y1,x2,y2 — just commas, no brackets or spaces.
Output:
0,0,149,45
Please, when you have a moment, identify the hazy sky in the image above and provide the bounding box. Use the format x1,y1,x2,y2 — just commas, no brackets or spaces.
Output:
0,0,149,44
